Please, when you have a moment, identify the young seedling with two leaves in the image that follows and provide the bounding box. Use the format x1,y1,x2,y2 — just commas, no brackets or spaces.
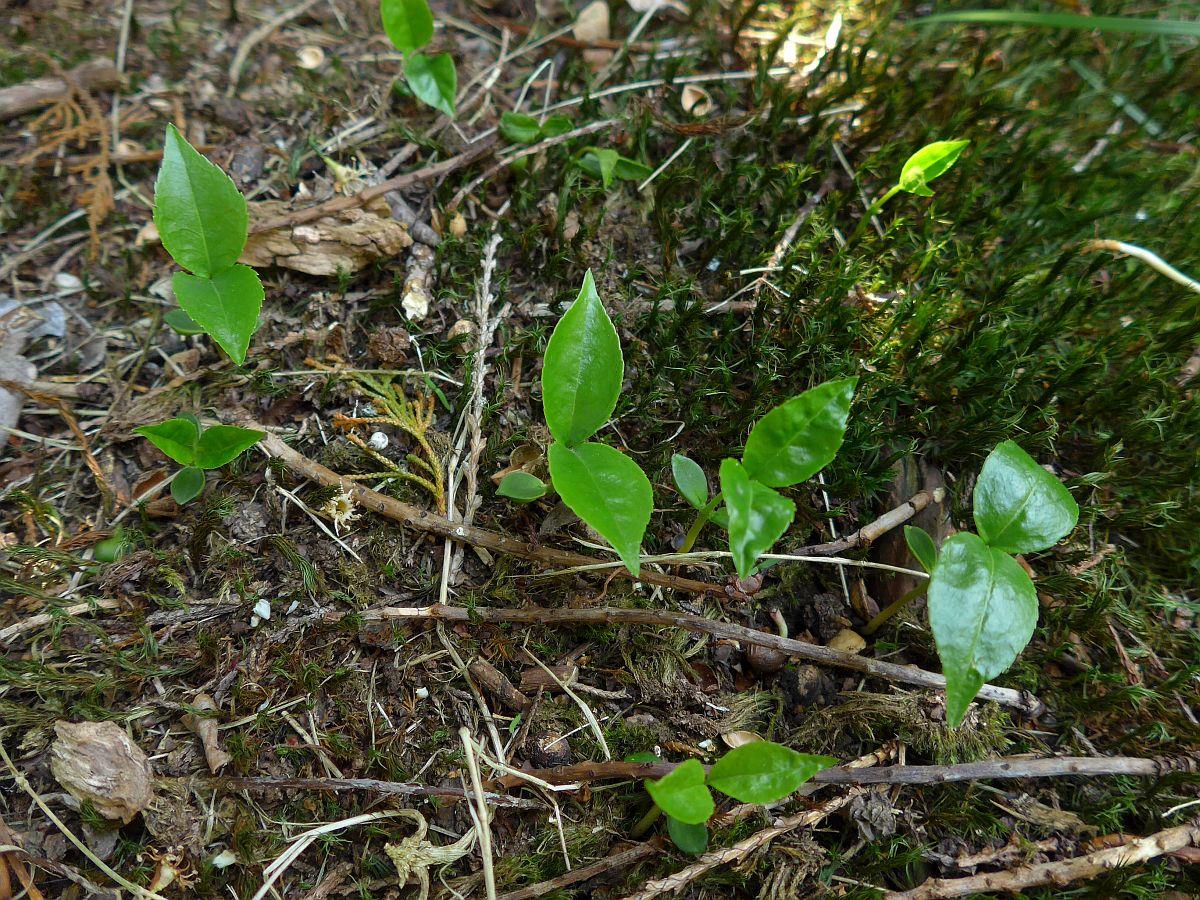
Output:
154,124,264,365
641,740,835,853
907,441,1079,726
380,0,456,116
852,138,970,239
136,416,264,505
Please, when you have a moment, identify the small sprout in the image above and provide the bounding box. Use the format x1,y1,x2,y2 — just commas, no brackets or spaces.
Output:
380,0,458,117
136,416,263,506
576,148,653,190
853,138,970,239
497,471,549,503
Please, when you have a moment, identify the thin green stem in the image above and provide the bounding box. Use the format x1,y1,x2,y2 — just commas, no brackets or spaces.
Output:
630,804,662,838
679,492,723,553
863,583,927,636
849,184,901,243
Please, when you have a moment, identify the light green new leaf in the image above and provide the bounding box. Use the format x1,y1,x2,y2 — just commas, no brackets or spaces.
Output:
742,378,858,488
405,52,456,117
499,111,541,144
720,459,794,579
548,442,652,576
171,466,206,504
904,525,938,573
666,817,708,855
194,425,264,470
154,124,248,277
928,532,1038,727
644,760,714,825
898,140,969,197
497,471,548,502
671,454,709,509
172,265,263,365
541,270,623,446
707,741,836,804
973,441,1078,554
380,0,433,54
136,417,199,466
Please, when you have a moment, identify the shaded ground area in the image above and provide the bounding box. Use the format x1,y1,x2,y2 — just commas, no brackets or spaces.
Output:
2,0,1199,897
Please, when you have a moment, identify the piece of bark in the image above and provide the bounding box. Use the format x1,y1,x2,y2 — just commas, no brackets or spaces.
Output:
0,59,121,121
49,721,153,824
519,664,579,693
182,693,233,773
468,659,531,712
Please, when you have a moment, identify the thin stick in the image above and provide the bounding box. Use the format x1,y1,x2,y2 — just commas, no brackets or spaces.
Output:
353,605,1043,715
890,819,1200,900
460,728,498,900
0,598,122,644
1083,239,1200,295
204,775,540,809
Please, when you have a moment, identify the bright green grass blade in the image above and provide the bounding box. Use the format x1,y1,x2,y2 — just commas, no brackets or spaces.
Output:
916,10,1200,38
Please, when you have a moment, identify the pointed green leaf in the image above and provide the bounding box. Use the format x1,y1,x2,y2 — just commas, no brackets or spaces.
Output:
380,0,434,54
172,265,263,365
578,148,619,188
742,378,858,488
898,139,969,196
707,741,836,805
164,307,205,335
154,124,248,277
666,816,708,854
497,471,548,503
671,454,709,509
541,270,623,446
541,114,573,137
644,759,713,825
405,52,456,117
194,425,264,470
720,459,794,579
928,532,1038,727
548,442,651,577
171,466,206,504
136,417,199,466
904,525,938,573
499,111,542,144
973,441,1079,554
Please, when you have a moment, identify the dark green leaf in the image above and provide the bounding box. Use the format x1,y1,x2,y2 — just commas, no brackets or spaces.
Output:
541,270,623,446
666,816,708,855
172,264,263,365
164,307,205,335
916,10,1200,37
904,525,938,572
928,532,1038,727
898,140,969,196
720,459,794,580
499,111,541,144
548,442,652,577
136,417,199,466
541,114,573,137
742,378,858,488
194,425,263,470
578,148,619,189
644,759,713,825
973,441,1078,554
380,0,434,54
171,466,206,504
613,155,653,181
671,454,708,509
497,471,548,502
154,124,248,277
405,52,456,117
707,741,836,804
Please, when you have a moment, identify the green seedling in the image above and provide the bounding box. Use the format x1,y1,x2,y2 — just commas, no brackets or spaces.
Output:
853,138,970,238
380,0,456,116
154,125,264,364
499,111,573,145
541,272,652,576
926,440,1078,726
136,415,264,505
643,740,835,852
497,471,549,503
576,147,653,190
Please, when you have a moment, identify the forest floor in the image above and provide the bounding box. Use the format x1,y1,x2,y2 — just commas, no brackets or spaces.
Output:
2,0,1199,897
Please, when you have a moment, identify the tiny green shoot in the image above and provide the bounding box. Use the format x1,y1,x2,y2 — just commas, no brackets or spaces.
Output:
136,416,264,505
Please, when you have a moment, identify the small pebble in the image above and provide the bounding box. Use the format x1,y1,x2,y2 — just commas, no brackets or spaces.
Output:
368,431,389,450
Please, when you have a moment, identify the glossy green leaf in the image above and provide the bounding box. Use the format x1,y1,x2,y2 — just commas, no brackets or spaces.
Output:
898,140,969,196
644,759,713,825
171,466,206,504
164,307,205,335
973,440,1079,554
742,378,858,488
548,442,652,577
671,454,708,509
720,459,794,579
541,270,623,446
666,816,708,855
707,741,836,804
172,265,263,365
928,532,1038,727
136,417,199,466
904,525,938,573
194,425,263,470
154,124,248,278
405,52,456,117
499,111,541,144
541,114,573,137
380,0,434,54
497,471,548,503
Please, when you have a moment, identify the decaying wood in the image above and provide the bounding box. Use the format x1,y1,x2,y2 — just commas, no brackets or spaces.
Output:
0,59,121,121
